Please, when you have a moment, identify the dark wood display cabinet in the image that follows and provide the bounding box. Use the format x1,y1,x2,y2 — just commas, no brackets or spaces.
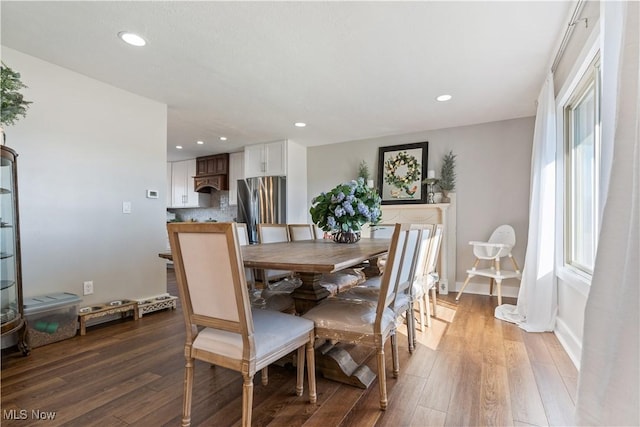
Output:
0,145,29,355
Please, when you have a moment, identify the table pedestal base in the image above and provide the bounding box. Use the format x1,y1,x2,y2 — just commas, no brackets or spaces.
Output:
315,341,376,389
291,272,330,314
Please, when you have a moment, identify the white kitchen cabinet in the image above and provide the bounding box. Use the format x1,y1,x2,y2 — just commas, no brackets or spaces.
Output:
244,140,287,178
168,160,209,208
228,151,244,206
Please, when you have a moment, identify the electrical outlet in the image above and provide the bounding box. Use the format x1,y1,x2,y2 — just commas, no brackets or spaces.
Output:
83,281,94,295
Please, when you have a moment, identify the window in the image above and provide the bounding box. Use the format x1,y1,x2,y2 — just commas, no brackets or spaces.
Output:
564,57,601,275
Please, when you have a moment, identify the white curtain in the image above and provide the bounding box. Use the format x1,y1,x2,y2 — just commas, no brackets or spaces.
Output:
495,72,557,332
576,2,639,426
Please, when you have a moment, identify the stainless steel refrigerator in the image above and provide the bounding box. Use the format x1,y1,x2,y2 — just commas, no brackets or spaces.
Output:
237,176,287,244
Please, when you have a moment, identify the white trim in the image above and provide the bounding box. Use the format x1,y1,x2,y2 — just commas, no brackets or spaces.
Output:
452,279,520,299
555,24,602,290
556,25,601,105
557,265,592,298
555,317,582,370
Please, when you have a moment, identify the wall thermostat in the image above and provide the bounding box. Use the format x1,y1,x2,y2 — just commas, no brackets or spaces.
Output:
146,189,159,199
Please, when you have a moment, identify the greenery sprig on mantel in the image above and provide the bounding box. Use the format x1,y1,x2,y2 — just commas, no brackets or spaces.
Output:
1,62,32,127
357,160,370,181
439,150,457,191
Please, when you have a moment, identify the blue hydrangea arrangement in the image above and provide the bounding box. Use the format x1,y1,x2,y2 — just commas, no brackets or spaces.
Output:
310,177,382,233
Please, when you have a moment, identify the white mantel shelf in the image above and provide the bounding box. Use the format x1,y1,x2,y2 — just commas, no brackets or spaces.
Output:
375,195,457,294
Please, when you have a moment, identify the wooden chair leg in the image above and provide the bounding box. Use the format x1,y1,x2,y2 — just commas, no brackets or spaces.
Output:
430,287,438,319
509,254,521,273
242,374,254,427
182,357,194,427
296,347,304,396
306,338,317,404
489,278,494,296
424,293,432,328
261,367,268,386
377,345,388,410
417,298,425,332
456,272,475,301
391,332,399,378
407,303,416,353
497,279,503,306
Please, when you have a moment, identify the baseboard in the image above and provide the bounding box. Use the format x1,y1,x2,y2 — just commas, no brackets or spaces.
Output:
554,317,582,370
451,280,520,299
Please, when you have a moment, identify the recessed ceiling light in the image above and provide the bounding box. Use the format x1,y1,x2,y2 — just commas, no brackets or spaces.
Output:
436,94,452,102
294,122,307,127
220,137,227,141
196,140,204,145
176,145,183,149
118,31,146,47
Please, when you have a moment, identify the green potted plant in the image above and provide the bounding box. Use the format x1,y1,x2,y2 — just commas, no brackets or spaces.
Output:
1,62,32,143
439,150,456,203
357,160,374,188
310,177,382,243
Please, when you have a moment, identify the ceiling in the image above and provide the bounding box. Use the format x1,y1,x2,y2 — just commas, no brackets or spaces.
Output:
1,1,571,161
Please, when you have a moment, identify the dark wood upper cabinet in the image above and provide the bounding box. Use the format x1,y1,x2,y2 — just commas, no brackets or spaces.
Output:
197,153,228,176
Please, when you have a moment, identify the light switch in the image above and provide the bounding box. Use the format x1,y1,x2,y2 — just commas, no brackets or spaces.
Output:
122,201,132,214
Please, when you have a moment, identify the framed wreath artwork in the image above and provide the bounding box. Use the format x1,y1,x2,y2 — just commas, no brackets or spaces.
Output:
377,142,428,204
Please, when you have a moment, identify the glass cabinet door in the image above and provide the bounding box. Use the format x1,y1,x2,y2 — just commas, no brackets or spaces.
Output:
1,145,29,355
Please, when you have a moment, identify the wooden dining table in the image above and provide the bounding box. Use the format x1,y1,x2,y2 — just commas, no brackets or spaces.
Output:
241,238,389,312
160,236,391,388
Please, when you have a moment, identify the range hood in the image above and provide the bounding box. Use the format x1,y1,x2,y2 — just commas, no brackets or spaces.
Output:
194,175,227,193
194,153,229,193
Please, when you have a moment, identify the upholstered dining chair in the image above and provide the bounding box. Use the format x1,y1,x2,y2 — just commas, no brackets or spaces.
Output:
335,224,433,353
456,224,521,305
287,224,315,241
257,223,293,284
235,223,255,289
370,224,396,272
303,223,422,410
413,224,444,331
167,222,317,427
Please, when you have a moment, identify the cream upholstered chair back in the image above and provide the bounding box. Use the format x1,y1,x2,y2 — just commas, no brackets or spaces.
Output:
236,223,250,246
411,224,436,281
370,224,396,239
258,223,290,243
377,224,422,322
257,223,292,284
288,224,315,241
234,223,256,289
425,224,444,275
168,222,252,342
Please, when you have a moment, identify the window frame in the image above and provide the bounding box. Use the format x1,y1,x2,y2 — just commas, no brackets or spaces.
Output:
562,55,602,279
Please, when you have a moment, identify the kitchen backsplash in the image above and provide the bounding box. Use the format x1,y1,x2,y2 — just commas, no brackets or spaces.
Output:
167,191,238,222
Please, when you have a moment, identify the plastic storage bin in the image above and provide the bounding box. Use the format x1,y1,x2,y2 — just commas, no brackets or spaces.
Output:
24,293,81,348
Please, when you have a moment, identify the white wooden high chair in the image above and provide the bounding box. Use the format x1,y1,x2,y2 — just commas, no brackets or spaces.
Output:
455,224,521,305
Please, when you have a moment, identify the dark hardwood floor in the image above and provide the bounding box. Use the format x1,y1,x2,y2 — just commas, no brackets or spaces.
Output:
1,268,577,426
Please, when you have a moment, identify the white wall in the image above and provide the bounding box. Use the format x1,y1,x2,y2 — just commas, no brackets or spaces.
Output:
307,116,534,295
2,47,167,305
